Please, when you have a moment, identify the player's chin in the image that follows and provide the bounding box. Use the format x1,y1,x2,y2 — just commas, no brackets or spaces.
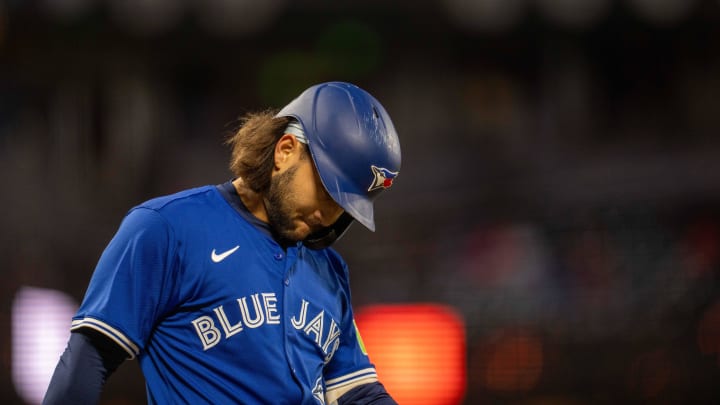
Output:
280,222,312,242
295,222,314,240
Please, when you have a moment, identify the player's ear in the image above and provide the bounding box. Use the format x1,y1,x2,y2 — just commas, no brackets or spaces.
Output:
274,134,300,170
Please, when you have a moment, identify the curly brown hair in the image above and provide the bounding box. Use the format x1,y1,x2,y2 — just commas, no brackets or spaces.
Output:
226,110,292,193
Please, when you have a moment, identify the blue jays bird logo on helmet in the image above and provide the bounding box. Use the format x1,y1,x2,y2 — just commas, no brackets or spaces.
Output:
368,165,398,192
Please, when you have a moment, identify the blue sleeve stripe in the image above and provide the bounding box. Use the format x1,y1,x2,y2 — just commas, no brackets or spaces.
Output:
325,367,378,390
71,317,139,359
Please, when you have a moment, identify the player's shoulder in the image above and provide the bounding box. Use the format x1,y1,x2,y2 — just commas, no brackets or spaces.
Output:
136,185,219,212
123,185,223,231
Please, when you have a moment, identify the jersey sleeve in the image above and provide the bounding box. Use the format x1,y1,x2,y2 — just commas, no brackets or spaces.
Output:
323,259,380,403
71,207,179,359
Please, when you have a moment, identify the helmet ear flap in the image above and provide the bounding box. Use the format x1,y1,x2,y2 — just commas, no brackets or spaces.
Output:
303,213,354,250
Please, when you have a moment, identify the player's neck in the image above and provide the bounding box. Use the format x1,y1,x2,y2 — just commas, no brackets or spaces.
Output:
232,178,269,223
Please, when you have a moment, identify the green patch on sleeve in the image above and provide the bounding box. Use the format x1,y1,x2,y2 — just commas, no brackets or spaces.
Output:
353,319,368,356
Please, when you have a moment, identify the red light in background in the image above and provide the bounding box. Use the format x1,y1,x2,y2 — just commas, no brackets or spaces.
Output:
355,303,466,405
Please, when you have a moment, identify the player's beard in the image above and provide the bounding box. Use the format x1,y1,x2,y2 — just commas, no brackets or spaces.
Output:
264,165,305,243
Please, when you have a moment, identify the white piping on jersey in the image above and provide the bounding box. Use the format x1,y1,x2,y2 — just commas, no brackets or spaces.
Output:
324,368,379,404
71,317,139,359
324,367,377,389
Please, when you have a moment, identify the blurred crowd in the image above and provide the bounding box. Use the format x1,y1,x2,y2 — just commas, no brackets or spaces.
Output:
2,1,720,404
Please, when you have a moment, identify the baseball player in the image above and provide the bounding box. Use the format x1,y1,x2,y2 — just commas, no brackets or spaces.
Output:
43,82,401,404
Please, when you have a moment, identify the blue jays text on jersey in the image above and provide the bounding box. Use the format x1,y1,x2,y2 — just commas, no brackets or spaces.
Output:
71,182,378,404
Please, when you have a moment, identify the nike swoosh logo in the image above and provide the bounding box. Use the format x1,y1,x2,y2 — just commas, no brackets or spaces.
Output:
211,245,240,263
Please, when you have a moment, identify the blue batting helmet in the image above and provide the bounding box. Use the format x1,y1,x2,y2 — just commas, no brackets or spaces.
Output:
276,81,401,247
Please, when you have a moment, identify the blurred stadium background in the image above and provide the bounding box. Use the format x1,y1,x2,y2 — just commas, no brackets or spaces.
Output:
2,0,720,404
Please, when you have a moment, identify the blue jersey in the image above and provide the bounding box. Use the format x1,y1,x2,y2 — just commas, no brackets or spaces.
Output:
71,182,378,404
